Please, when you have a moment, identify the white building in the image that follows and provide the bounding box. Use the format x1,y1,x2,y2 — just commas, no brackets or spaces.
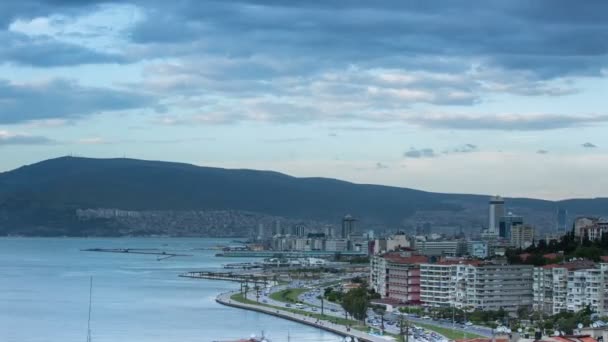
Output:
420,261,534,312
533,261,608,316
489,196,505,236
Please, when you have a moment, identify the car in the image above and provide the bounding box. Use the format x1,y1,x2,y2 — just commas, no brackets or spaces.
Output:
422,316,431,320
465,322,473,326
286,304,292,307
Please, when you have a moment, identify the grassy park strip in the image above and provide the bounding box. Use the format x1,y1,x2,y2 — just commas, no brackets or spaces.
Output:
269,288,308,303
231,292,362,327
414,322,484,340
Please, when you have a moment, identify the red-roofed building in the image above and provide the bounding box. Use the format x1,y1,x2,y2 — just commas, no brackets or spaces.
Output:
369,251,428,304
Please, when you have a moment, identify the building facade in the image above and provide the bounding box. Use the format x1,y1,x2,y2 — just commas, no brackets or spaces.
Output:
369,252,428,304
510,224,535,249
420,261,534,312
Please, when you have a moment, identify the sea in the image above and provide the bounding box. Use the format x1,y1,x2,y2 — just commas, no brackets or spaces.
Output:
0,237,340,342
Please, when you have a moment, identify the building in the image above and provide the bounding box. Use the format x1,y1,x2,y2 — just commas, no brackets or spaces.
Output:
533,260,597,315
414,239,467,257
370,233,411,255
420,262,459,308
370,252,428,304
574,217,608,241
489,196,505,236
557,208,568,233
294,225,306,237
420,261,534,312
467,241,489,259
324,238,348,252
499,213,524,239
511,224,535,249
341,214,356,239
566,263,608,315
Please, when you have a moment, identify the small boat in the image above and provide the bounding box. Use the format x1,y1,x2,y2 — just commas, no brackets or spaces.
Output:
214,331,271,342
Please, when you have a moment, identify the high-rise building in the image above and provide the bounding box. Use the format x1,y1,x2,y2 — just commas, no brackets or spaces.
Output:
294,225,306,237
510,224,535,249
257,223,265,240
499,213,524,239
488,196,505,236
341,214,356,239
557,208,568,233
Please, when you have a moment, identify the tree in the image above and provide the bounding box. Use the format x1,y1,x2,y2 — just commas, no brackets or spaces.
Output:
341,287,369,321
517,306,530,320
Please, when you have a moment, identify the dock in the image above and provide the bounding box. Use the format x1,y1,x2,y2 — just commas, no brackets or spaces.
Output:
179,271,274,284
81,248,192,260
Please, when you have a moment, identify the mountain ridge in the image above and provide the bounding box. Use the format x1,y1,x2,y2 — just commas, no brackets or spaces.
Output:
0,156,606,236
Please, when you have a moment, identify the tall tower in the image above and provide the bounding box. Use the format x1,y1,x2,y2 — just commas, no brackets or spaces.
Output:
489,196,505,236
341,215,356,239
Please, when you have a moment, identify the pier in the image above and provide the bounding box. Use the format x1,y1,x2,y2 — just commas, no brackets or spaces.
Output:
81,248,192,260
179,271,275,284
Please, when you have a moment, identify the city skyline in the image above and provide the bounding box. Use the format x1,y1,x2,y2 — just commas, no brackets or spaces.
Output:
1,1,608,199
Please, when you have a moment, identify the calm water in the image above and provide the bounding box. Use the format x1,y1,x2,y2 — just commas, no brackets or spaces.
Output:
0,238,340,342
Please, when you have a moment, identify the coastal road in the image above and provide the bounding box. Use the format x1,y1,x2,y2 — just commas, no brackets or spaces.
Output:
218,291,394,342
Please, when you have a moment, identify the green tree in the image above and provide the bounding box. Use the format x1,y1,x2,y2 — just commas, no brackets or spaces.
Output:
341,287,369,321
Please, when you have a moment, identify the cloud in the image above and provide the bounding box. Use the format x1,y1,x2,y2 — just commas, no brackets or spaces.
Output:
260,137,311,143
0,31,127,67
0,78,154,124
407,113,608,131
404,148,436,159
582,142,597,148
0,130,55,146
537,149,549,154
452,144,478,153
124,1,608,80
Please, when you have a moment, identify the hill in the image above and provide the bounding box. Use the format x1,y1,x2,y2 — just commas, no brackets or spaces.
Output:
0,157,606,236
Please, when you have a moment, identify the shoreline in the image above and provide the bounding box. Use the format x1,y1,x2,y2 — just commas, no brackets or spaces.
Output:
216,291,393,342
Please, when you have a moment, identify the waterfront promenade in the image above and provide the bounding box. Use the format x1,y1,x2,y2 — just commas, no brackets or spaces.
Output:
216,291,395,342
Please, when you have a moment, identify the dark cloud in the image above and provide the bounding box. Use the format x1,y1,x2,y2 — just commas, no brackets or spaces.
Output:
0,132,56,145
2,1,608,79
404,148,436,158
536,149,549,154
125,0,608,79
0,79,154,124
0,32,128,67
408,113,608,131
582,142,597,148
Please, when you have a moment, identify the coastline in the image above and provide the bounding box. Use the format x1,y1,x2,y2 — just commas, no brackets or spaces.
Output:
216,291,393,342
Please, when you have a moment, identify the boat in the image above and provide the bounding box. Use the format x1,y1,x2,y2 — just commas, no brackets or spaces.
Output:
214,331,271,342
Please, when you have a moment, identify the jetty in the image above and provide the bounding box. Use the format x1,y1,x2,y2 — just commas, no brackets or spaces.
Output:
81,248,192,260
179,271,274,283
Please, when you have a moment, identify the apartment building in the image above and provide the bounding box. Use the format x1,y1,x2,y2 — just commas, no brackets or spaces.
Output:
566,263,608,315
369,251,428,304
533,260,595,315
420,261,534,312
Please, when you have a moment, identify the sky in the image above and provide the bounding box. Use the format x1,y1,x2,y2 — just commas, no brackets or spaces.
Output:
1,0,608,200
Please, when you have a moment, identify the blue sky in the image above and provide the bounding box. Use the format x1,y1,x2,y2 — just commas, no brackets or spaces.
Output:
1,1,608,199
